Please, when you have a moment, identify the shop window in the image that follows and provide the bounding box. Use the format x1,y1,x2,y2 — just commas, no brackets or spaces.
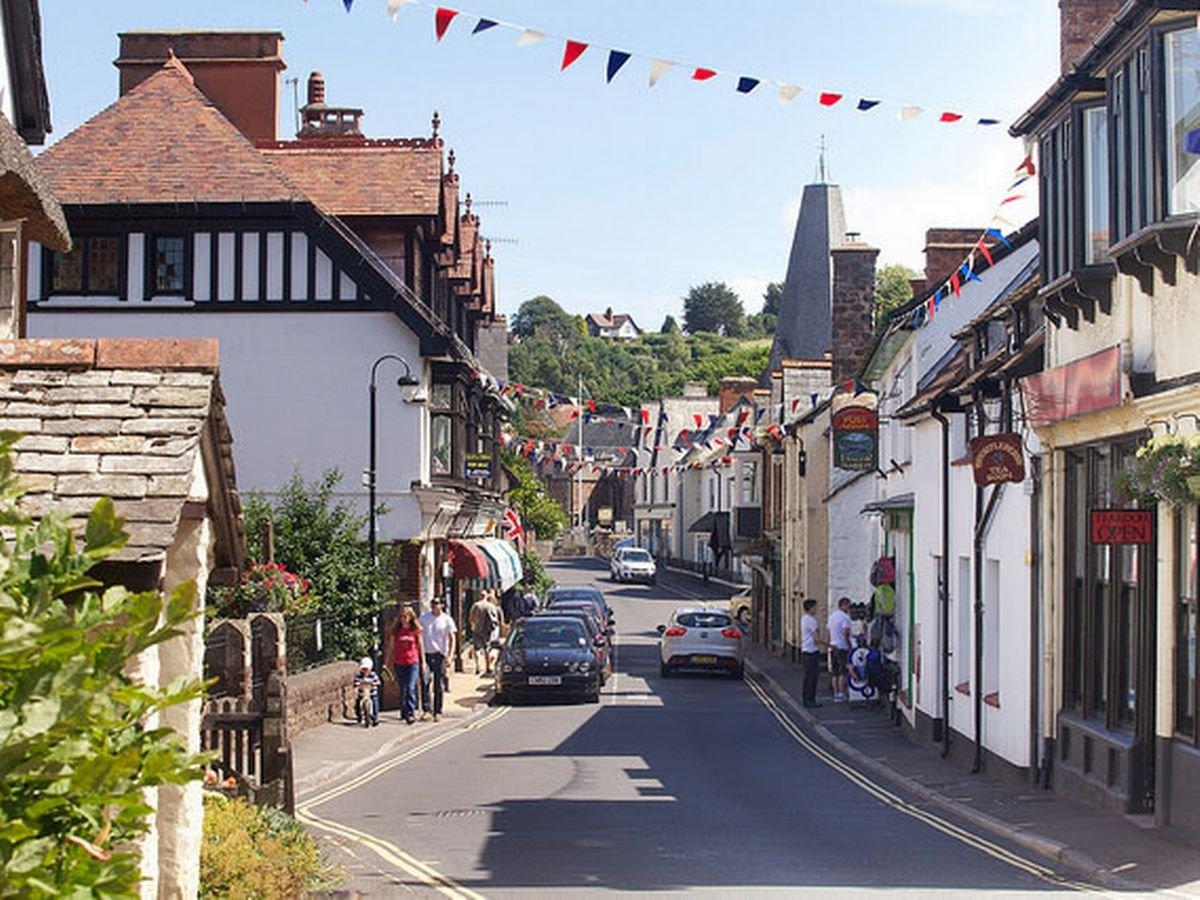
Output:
1176,505,1198,742
152,236,187,294
1164,26,1200,215
46,236,119,295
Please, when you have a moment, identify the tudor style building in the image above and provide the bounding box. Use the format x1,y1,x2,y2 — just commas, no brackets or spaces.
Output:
28,31,510,604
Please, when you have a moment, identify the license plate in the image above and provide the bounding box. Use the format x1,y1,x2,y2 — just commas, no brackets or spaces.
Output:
528,675,562,686
692,655,718,665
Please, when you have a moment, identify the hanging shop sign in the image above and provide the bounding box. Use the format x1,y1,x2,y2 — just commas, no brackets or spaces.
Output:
465,452,493,480
969,433,1025,486
1089,509,1154,545
832,405,879,472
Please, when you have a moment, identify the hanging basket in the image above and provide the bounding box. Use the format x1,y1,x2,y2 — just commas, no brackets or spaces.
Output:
1124,435,1200,507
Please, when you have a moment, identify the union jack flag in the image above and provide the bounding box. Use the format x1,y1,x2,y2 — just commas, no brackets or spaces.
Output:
502,508,525,552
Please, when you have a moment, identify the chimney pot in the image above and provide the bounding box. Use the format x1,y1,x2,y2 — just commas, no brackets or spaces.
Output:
307,71,325,106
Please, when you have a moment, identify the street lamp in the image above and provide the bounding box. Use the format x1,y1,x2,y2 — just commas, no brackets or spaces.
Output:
366,354,423,571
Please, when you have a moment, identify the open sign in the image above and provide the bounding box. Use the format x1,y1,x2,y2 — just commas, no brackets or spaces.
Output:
1089,509,1154,545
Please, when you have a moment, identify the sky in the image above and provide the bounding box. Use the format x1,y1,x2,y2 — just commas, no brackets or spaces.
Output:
39,0,1054,330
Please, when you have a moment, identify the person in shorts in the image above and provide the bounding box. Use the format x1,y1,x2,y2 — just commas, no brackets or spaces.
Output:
468,591,502,675
827,596,853,702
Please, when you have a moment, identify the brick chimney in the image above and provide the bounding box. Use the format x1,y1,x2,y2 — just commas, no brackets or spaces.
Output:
719,377,758,414
297,71,364,139
115,31,285,142
924,228,990,286
1060,0,1121,74
830,235,879,385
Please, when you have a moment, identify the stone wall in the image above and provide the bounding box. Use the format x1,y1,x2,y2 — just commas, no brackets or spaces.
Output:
285,660,359,735
830,242,879,384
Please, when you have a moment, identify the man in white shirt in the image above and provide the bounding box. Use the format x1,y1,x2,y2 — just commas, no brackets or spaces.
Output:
800,598,823,708
419,598,457,721
827,596,853,702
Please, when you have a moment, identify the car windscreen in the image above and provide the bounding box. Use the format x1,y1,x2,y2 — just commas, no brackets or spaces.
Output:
512,620,587,649
622,550,652,562
676,612,733,629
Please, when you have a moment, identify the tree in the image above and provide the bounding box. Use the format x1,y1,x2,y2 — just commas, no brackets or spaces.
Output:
511,295,578,342
0,433,206,894
683,282,745,337
875,264,919,323
660,315,681,335
762,281,783,318
503,450,568,541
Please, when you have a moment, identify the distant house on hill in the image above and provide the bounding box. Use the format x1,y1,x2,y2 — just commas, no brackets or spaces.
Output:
586,307,642,340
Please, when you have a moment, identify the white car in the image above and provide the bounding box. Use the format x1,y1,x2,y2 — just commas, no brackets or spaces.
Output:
610,547,657,584
658,607,744,679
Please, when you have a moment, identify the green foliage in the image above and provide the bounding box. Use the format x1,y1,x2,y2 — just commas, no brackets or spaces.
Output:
200,793,341,899
0,431,207,896
876,264,919,323
503,451,568,541
239,471,385,662
519,551,554,597
745,282,782,339
660,315,681,335
683,282,745,337
511,295,581,344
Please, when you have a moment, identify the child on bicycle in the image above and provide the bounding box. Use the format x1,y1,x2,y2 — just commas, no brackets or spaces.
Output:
353,657,381,727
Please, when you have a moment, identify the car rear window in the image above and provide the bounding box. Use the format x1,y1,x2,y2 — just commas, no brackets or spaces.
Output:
548,588,603,603
514,620,587,648
676,612,733,629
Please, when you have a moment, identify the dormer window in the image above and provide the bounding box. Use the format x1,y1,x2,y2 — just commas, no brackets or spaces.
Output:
1165,26,1200,215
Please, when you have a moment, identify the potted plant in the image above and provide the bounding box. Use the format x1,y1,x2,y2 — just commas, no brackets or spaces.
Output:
1123,434,1200,507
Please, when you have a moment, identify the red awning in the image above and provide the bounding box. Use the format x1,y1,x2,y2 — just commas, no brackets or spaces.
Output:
448,540,490,579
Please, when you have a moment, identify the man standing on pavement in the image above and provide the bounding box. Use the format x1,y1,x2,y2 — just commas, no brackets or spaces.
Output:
469,591,503,675
827,596,853,703
800,598,823,708
419,598,456,721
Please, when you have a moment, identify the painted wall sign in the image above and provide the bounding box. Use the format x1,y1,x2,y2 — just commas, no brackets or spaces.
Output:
832,404,879,472
1019,345,1122,428
465,452,493,480
969,433,1026,486
1089,509,1154,545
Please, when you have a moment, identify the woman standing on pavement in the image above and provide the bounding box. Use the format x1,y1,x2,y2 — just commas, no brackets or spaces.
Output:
388,605,425,725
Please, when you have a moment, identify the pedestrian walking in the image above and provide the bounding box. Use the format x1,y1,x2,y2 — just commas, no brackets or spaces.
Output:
514,584,538,621
419,597,457,722
468,591,503,675
388,605,424,724
800,599,823,708
353,657,381,727
827,595,853,703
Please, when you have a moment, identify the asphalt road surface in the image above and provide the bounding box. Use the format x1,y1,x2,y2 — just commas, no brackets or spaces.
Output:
301,558,1094,898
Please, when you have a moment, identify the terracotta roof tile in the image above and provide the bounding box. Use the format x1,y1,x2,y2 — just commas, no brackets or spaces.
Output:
262,141,442,217
37,59,300,205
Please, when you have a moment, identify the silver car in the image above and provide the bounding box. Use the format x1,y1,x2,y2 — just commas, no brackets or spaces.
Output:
657,607,744,679
611,547,657,584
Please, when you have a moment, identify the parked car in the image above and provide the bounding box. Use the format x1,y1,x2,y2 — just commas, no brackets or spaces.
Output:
495,616,604,704
657,607,744,679
610,547,657,584
545,585,613,625
729,588,752,628
536,607,613,683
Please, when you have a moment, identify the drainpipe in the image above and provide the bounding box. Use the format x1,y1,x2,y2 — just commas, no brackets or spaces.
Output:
931,403,952,758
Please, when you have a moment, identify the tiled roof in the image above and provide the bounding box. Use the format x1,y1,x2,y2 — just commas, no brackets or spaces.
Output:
0,109,69,250
0,338,244,563
37,57,301,206
262,140,442,217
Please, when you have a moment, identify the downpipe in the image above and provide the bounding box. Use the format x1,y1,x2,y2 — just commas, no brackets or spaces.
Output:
931,405,952,758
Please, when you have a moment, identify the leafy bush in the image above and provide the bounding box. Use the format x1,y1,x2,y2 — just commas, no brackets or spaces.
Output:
200,793,340,899
503,451,568,540
520,550,554,597
0,431,206,895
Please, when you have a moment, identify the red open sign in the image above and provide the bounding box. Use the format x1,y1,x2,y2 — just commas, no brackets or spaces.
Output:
1089,509,1154,545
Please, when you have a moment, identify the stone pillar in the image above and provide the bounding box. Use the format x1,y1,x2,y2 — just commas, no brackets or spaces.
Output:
155,515,213,900
830,239,880,385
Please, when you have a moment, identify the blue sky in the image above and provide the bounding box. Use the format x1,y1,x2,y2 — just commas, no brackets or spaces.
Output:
40,0,1054,329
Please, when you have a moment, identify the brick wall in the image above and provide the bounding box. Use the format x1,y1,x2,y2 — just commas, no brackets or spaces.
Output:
1060,0,1121,73
830,242,879,384
924,228,988,287
719,377,758,414
285,660,358,735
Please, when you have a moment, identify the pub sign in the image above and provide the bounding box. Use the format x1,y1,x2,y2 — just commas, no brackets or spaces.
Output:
1089,509,1154,545
465,452,493,480
969,433,1025,487
832,405,879,472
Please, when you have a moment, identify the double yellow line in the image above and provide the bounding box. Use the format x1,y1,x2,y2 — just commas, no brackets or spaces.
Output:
744,675,1106,895
297,706,511,898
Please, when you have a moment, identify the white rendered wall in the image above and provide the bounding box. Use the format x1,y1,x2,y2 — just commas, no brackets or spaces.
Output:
29,311,428,541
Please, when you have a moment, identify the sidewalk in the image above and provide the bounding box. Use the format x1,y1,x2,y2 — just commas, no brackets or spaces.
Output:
292,661,495,797
744,641,1200,895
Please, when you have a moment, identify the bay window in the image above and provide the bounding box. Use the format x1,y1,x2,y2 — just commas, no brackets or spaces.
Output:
430,381,454,478
1165,26,1200,216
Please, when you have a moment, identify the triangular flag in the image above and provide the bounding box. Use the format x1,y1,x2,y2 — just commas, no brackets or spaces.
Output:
778,84,802,104
977,240,994,267
961,262,982,284
1016,153,1036,177
900,106,923,121
977,118,1001,126
939,111,963,123
986,227,1012,248
516,29,545,47
856,99,880,111
343,0,353,11
435,7,458,41
1187,127,1200,154
950,272,961,297
387,0,413,19
818,92,843,106
736,76,760,94
649,59,673,88
692,67,718,81
472,18,498,33
606,50,631,83
561,40,588,70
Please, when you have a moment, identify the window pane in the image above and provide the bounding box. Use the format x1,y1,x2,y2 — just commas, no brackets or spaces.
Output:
430,383,452,410
154,236,186,293
1178,506,1198,738
1166,27,1200,215
88,237,119,293
51,245,83,292
431,415,452,476
1084,107,1110,263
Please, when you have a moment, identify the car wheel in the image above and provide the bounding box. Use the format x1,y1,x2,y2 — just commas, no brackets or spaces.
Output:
737,606,752,628
493,689,509,706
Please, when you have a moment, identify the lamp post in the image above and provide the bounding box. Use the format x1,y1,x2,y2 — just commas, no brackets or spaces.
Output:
365,354,423,665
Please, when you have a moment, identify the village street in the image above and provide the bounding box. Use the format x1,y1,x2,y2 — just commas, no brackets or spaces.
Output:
299,559,1089,897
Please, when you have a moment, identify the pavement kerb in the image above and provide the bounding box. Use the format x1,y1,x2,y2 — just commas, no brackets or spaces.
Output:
744,658,1149,894
662,564,746,592
294,683,496,800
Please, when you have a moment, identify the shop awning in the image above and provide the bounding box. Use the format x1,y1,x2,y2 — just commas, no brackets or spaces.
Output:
861,493,914,514
448,540,490,580
688,511,717,533
480,539,524,591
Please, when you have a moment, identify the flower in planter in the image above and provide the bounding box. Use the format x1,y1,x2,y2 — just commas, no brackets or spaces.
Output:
1124,434,1200,507
212,561,319,618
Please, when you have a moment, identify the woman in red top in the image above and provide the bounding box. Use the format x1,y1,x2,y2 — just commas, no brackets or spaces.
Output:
389,605,424,724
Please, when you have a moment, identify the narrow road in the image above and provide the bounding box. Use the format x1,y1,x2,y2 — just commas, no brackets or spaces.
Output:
303,558,1091,897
